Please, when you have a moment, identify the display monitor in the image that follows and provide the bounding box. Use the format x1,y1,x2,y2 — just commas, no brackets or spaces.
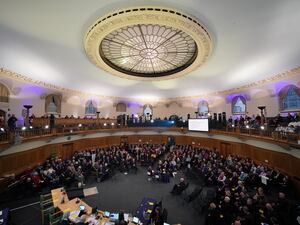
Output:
132,217,140,224
188,119,209,132
104,211,110,217
110,213,119,221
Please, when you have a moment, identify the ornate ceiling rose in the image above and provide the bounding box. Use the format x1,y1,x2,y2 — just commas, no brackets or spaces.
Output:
84,6,213,80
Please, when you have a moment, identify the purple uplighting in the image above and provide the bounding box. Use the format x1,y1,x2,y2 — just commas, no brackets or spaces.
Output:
225,93,246,102
21,85,45,95
273,81,293,95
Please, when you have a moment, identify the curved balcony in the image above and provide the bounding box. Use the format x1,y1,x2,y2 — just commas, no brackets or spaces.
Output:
0,118,299,150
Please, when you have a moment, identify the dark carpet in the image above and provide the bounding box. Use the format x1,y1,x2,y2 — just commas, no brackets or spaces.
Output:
2,166,206,225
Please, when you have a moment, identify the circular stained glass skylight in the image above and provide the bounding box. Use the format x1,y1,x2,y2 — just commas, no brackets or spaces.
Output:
84,7,212,80
99,24,197,77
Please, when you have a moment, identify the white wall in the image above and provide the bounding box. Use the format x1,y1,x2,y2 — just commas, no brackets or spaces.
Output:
4,91,283,127
2,79,297,127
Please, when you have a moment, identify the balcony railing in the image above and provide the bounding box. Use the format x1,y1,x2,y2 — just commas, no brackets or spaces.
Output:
0,119,299,146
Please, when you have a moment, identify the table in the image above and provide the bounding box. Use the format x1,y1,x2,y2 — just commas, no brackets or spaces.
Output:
0,208,9,225
59,198,92,214
96,211,137,225
51,188,136,225
135,197,156,224
51,187,69,208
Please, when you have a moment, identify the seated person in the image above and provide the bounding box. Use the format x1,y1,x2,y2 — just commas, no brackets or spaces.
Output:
59,211,70,225
147,166,154,180
115,211,128,225
170,177,186,194
150,206,163,225
75,214,88,225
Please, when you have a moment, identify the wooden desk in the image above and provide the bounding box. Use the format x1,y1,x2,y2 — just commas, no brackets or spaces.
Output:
51,187,69,208
52,188,92,223
51,187,144,225
96,211,136,225
59,198,92,214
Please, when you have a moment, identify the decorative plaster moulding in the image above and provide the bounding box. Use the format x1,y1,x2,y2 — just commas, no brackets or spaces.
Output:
0,66,300,103
84,6,213,81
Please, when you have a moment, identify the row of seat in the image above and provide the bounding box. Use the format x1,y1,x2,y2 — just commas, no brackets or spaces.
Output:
40,192,63,225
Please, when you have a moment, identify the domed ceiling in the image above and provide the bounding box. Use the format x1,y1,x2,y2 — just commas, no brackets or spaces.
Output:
0,0,300,99
84,7,212,80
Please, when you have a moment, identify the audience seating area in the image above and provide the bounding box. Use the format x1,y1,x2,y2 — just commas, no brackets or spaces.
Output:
1,142,299,225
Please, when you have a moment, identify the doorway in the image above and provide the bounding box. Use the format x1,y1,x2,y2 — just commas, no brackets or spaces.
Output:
220,142,231,156
0,110,6,127
167,136,175,146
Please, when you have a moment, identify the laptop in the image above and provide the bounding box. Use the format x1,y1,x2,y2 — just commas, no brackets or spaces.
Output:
92,207,98,214
110,213,119,222
104,211,110,217
132,217,139,224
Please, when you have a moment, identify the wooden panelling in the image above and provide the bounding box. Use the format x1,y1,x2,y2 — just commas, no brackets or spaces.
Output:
0,135,300,181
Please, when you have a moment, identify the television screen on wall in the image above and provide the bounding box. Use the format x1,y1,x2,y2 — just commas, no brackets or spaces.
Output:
188,119,209,132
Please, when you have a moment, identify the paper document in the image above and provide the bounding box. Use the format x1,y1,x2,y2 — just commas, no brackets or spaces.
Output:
124,213,129,222
261,175,269,185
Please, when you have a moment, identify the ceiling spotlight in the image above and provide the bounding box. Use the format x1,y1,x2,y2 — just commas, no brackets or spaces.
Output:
45,125,49,129
104,123,107,126
182,120,186,123
207,113,211,117
260,126,265,130
0,128,4,132
70,129,73,133
231,124,235,128
21,126,26,131
29,126,33,129
111,122,114,126
78,124,82,127
150,119,154,123
246,125,249,129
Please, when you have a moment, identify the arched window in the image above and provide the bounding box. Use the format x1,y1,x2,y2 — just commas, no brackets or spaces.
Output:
85,100,97,115
198,100,209,115
232,96,246,114
143,104,153,116
45,94,61,114
279,85,300,111
116,102,127,112
0,83,9,103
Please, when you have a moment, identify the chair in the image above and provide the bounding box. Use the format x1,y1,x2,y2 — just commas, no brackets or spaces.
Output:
40,199,53,211
205,188,216,200
154,174,160,182
182,182,190,195
131,165,138,174
172,182,189,195
40,193,52,203
40,195,54,225
41,206,56,225
184,186,203,203
49,210,63,225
